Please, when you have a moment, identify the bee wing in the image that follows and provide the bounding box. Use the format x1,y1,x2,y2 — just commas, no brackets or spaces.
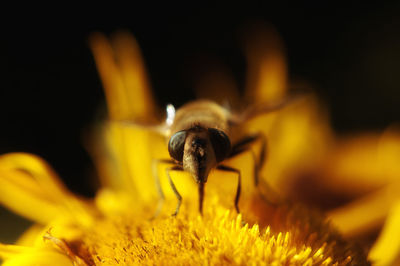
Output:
229,93,305,125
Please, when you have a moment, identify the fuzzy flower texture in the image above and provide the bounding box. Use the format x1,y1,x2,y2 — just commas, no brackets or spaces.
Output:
1,26,400,265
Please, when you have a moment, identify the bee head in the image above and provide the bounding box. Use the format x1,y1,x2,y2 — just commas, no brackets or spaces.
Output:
168,126,231,184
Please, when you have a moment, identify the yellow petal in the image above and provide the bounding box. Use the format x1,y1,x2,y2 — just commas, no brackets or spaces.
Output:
92,123,139,192
0,243,31,259
0,153,68,197
0,167,65,224
369,200,400,266
327,182,400,237
192,57,241,106
316,128,400,196
242,22,287,103
89,32,163,195
3,253,73,266
0,244,73,266
16,224,45,246
2,252,74,266
319,134,384,194
88,32,130,120
0,153,93,225
245,95,333,194
93,122,167,200
95,188,140,215
111,31,158,122
89,32,157,122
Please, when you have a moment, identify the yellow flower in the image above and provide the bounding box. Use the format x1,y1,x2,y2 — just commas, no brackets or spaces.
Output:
0,24,398,265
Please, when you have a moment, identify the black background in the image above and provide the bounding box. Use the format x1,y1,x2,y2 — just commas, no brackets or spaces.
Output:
1,3,400,199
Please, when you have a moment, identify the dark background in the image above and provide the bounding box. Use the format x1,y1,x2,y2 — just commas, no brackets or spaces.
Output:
0,3,400,241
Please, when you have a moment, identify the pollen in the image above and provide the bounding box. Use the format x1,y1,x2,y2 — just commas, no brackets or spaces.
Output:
39,197,368,266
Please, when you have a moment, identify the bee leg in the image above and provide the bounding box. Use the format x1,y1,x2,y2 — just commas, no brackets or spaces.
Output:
151,159,176,219
216,165,241,213
229,133,267,186
166,165,184,216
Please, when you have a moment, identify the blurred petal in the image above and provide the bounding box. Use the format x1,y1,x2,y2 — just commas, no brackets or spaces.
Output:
0,153,68,196
89,32,157,122
99,123,167,202
0,153,69,223
245,95,333,194
111,31,158,122
88,32,129,120
0,153,93,225
89,32,163,198
3,253,73,266
95,188,137,215
327,183,400,237
16,224,44,246
369,201,400,266
0,244,73,266
0,243,33,259
241,22,287,103
316,128,400,196
90,123,138,192
192,56,241,107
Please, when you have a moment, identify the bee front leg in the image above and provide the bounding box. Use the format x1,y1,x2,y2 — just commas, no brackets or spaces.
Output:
229,133,267,186
152,159,176,219
166,165,184,216
216,165,241,213
229,134,281,205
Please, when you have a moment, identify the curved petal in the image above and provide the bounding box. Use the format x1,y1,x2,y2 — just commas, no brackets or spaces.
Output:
0,153,69,197
0,169,63,224
0,153,93,225
89,32,157,122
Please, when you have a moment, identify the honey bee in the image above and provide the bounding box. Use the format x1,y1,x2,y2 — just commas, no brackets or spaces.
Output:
150,98,291,216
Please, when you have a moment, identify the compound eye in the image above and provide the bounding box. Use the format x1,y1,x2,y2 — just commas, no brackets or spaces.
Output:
168,130,187,162
208,128,231,162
